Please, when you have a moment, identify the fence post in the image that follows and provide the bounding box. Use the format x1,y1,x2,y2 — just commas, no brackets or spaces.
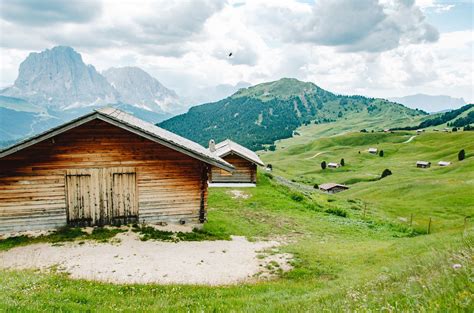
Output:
409,213,413,227
427,217,432,234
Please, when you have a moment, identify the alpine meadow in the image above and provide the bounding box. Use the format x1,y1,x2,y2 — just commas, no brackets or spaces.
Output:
0,0,473,312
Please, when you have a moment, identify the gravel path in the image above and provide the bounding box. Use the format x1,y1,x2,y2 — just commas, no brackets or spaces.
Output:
0,232,292,285
305,151,327,160
403,135,416,143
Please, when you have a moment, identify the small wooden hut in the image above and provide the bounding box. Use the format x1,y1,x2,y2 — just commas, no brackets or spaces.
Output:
0,108,233,233
416,161,431,168
319,183,349,194
208,139,264,185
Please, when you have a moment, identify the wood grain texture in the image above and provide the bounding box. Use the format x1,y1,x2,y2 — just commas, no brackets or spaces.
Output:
0,119,209,232
210,154,257,183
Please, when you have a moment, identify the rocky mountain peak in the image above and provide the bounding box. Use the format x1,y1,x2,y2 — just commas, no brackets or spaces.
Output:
102,66,181,114
2,46,118,110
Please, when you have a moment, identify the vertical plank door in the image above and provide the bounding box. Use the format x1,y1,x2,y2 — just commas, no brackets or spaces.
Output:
111,170,138,225
65,170,93,226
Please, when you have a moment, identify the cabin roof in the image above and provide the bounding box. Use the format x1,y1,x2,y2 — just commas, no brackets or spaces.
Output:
319,183,348,190
212,139,265,166
416,161,431,165
0,107,234,172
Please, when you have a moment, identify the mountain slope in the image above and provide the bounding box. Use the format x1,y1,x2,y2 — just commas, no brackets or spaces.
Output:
103,67,181,114
0,46,180,142
392,104,474,130
389,94,466,112
159,78,426,150
1,46,118,110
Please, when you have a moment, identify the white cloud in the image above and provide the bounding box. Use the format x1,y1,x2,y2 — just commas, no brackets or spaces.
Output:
0,0,472,104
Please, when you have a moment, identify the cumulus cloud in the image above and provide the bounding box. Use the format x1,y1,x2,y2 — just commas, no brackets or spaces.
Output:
0,0,471,103
294,0,439,52
0,0,102,26
137,0,225,44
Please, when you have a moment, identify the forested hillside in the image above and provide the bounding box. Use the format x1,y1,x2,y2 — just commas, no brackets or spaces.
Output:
393,104,474,130
160,78,425,150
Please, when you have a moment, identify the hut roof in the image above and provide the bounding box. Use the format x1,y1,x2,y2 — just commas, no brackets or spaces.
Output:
416,161,431,166
212,139,265,166
319,183,349,191
368,147,378,152
0,107,234,172
327,162,341,167
438,161,451,166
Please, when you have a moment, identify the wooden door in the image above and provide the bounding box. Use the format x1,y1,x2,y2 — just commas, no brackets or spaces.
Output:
111,170,138,225
66,170,94,226
65,168,138,226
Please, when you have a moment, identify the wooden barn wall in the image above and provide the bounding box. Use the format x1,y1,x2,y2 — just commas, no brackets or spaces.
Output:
210,154,256,183
0,119,208,233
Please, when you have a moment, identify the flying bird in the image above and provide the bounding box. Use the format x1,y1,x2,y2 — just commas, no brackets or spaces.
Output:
228,52,233,57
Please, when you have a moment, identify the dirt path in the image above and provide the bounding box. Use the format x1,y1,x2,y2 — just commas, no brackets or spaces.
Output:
403,135,416,143
0,232,292,285
305,151,327,160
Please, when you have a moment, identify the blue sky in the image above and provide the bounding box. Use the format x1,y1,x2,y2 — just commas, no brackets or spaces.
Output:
0,0,472,104
424,1,473,32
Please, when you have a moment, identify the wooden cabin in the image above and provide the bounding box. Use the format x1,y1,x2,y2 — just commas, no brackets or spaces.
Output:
208,139,264,185
319,183,349,194
438,161,451,166
0,108,233,233
416,161,431,168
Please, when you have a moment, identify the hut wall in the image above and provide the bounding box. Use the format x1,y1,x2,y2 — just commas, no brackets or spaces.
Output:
0,119,208,233
210,154,256,183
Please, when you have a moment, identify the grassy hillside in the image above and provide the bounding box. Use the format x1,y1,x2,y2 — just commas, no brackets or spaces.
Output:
160,78,426,150
1,123,472,311
262,130,474,231
1,173,472,311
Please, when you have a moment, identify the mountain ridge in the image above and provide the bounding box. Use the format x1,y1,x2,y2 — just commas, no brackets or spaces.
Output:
0,46,181,142
159,78,426,150
389,94,466,113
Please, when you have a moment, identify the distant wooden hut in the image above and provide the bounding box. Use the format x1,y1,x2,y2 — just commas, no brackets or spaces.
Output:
327,162,341,169
319,183,349,194
208,139,264,185
416,161,431,168
368,148,378,154
0,108,233,233
438,161,451,166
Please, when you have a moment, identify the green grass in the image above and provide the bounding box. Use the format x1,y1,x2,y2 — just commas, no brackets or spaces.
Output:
0,174,472,311
131,224,230,242
0,130,472,311
0,226,126,251
263,130,474,232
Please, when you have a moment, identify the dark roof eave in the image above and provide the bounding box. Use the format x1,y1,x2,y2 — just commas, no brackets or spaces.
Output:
0,111,234,172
